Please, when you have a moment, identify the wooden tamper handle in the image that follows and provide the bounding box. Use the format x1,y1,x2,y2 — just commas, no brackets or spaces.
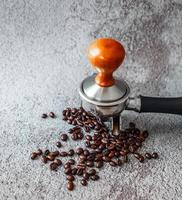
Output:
87,38,125,87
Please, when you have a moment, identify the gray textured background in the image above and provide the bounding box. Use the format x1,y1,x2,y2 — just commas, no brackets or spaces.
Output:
0,0,182,200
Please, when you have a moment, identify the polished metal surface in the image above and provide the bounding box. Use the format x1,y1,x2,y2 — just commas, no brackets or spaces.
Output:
79,75,130,107
81,99,126,117
126,96,141,112
82,74,128,102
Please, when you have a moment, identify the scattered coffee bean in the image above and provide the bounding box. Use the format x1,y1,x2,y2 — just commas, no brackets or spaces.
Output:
60,134,68,141
64,168,72,175
145,153,152,159
152,152,159,159
88,169,96,176
81,179,87,186
41,113,47,118
68,159,75,165
68,149,74,156
50,151,59,157
41,155,48,164
31,152,38,160
44,149,50,156
60,151,68,157
47,155,55,161
56,141,62,148
90,174,99,181
76,147,84,155
83,172,89,180
32,108,160,192
54,159,62,166
67,181,74,191
49,112,55,118
37,149,43,155
71,168,77,175
50,163,58,171
95,161,103,168
67,175,75,181
86,161,94,167
64,163,71,169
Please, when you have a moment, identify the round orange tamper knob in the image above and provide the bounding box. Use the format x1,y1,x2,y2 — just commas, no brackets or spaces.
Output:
87,38,125,87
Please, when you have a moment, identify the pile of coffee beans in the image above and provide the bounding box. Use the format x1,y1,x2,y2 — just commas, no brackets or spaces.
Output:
31,107,159,191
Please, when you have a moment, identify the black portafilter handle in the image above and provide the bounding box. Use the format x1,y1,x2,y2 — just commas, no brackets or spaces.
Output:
127,96,182,115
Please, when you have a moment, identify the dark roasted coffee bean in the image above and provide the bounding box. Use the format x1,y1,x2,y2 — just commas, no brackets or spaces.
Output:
81,179,87,186
64,168,72,175
109,160,117,167
67,175,75,181
102,156,111,162
79,154,87,161
129,145,136,153
71,133,78,140
37,149,43,155
68,149,74,156
31,152,38,160
117,159,123,166
50,163,58,171
139,155,144,163
88,169,96,176
145,153,152,159
86,161,94,167
83,150,90,156
78,132,84,140
76,147,84,155
71,108,77,114
67,181,74,191
60,134,68,141
60,151,68,157
95,161,103,168
77,163,86,169
85,135,92,141
77,168,83,176
49,112,55,118
114,151,120,157
102,149,110,156
56,141,62,148
120,151,128,157
41,113,47,118
134,153,141,160
64,163,71,169
50,151,59,157
47,155,55,161
85,141,91,148
44,149,50,156
62,110,67,116
68,159,75,165
108,151,115,158
83,172,90,180
87,155,95,161
84,126,91,132
71,168,77,175
152,152,159,159
67,119,72,124
54,159,62,166
72,120,77,125
41,155,48,164
90,174,99,181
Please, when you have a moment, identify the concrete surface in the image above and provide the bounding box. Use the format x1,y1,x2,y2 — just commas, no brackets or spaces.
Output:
0,0,182,199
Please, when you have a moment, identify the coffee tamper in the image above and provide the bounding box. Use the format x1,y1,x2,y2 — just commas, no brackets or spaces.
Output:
79,38,182,135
